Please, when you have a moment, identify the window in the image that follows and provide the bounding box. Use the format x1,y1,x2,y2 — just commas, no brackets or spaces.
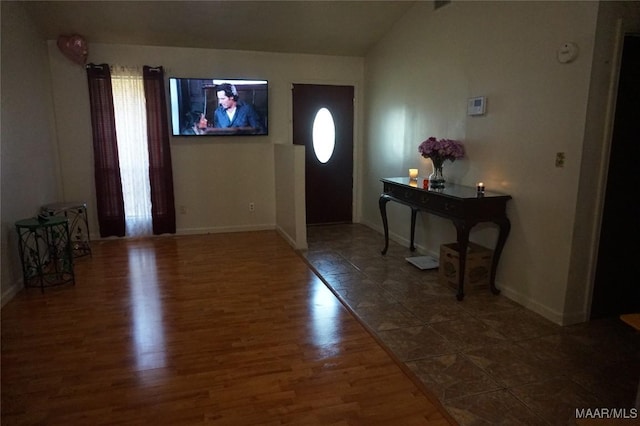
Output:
111,66,152,237
312,107,336,164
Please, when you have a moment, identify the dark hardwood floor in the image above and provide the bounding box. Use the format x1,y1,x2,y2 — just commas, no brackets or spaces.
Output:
1,231,455,425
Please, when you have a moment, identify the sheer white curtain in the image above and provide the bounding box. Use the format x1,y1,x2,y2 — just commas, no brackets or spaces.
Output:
110,65,152,237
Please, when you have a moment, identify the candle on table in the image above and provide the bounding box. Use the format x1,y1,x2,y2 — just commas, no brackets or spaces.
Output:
409,168,418,180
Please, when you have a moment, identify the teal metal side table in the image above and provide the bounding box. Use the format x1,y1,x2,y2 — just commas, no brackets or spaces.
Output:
15,216,75,292
41,202,91,258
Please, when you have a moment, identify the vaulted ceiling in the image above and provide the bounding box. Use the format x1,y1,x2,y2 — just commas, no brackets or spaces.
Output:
21,1,419,57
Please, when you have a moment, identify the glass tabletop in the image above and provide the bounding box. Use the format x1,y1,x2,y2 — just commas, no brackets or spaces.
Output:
381,177,511,199
16,216,69,229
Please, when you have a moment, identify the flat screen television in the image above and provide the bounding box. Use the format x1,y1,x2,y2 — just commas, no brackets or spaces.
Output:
169,78,268,136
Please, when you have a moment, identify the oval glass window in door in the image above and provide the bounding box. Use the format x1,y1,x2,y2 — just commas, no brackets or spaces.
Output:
312,108,336,164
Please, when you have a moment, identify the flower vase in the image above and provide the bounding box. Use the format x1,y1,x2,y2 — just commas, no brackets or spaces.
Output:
429,162,445,189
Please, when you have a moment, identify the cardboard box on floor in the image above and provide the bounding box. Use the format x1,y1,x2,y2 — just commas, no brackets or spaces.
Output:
439,242,493,290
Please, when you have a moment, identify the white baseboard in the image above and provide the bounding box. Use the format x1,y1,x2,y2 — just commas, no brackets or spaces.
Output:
171,224,276,235
498,285,587,326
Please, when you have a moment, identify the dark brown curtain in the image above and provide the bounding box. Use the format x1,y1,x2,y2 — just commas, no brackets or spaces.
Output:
86,63,126,237
143,66,176,235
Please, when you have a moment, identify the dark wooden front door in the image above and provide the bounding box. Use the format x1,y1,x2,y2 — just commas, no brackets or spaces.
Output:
292,84,354,225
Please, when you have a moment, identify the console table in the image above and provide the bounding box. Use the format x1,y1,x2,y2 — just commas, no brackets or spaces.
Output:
379,177,512,300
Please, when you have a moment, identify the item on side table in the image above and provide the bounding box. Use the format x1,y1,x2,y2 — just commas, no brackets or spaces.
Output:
418,137,465,189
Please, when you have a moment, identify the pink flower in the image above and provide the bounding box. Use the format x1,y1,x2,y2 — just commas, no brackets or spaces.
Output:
418,137,465,166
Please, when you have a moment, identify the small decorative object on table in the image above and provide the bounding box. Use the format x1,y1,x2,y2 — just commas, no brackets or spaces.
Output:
418,137,465,189
477,182,485,196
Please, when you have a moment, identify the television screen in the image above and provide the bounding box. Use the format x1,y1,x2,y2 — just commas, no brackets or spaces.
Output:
169,78,268,136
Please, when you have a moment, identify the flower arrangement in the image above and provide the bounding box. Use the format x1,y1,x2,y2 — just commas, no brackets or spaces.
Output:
418,137,465,169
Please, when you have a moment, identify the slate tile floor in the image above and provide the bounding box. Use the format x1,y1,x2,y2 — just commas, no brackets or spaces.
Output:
301,224,640,425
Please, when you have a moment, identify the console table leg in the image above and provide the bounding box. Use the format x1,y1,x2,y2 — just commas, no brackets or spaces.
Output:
490,217,511,295
410,208,418,252
379,195,391,255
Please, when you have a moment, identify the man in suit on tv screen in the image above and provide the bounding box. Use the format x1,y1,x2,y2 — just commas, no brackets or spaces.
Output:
212,83,266,135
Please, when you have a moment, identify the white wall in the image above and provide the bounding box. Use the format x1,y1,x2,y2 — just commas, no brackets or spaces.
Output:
362,1,601,324
1,2,62,304
274,144,307,250
47,42,363,238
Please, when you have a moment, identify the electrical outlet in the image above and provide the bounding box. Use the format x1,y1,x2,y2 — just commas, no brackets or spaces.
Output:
179,205,187,214
555,152,565,168
249,202,255,212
